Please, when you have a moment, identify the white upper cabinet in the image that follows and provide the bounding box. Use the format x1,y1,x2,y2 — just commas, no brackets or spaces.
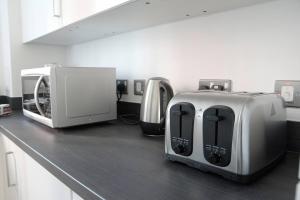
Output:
21,0,273,45
21,0,131,43
62,0,131,25
21,0,63,43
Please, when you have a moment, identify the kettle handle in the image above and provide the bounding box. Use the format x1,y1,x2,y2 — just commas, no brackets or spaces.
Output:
159,81,174,123
160,81,174,100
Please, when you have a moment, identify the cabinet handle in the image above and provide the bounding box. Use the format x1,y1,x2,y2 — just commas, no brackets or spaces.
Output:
5,152,17,187
53,0,61,17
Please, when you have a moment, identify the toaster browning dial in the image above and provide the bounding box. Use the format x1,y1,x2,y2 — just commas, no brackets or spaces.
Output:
209,153,221,164
205,145,227,164
171,137,190,154
170,103,195,156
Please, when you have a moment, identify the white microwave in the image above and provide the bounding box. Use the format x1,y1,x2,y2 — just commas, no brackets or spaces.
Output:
21,66,116,128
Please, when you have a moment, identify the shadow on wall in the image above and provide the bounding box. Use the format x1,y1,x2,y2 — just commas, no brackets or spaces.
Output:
0,96,9,104
0,96,22,110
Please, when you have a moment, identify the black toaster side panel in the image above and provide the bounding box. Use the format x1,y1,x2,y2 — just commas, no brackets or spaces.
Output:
170,103,195,156
203,106,235,167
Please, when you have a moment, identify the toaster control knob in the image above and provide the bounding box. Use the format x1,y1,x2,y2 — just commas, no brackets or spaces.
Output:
210,153,221,164
174,144,186,154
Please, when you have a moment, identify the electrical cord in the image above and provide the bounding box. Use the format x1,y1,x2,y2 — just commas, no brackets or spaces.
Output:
117,83,126,102
117,91,123,102
116,82,140,125
118,114,140,125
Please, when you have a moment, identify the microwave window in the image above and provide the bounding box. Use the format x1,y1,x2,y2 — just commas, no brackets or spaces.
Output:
22,76,51,118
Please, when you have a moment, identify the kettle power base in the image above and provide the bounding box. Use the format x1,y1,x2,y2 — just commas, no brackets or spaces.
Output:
140,121,165,136
165,153,285,184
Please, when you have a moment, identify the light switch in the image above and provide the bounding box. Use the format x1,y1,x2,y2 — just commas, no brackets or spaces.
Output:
281,86,294,102
136,82,142,92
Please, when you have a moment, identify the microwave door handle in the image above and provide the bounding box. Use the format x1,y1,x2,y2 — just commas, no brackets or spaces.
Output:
34,75,46,117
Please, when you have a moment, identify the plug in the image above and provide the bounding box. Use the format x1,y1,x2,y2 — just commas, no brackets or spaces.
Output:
116,80,128,102
117,83,126,93
116,80,128,94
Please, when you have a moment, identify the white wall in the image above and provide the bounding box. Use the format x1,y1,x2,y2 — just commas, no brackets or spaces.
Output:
66,0,300,100
0,15,4,95
0,0,67,97
0,0,13,96
0,21,5,95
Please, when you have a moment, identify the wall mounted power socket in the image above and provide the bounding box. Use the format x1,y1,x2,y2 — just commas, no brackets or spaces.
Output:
134,80,145,96
275,80,300,108
116,79,128,94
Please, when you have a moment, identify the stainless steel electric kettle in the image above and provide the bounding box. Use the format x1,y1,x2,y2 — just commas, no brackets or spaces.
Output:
140,77,174,136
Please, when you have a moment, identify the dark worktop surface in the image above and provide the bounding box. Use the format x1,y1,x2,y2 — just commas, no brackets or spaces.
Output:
0,112,299,200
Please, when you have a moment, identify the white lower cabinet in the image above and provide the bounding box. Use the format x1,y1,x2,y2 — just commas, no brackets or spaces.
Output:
21,154,71,200
0,135,3,200
0,133,24,200
72,191,85,200
0,133,85,200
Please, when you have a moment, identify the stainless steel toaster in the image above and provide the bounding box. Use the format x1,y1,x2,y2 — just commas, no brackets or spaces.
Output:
165,91,287,182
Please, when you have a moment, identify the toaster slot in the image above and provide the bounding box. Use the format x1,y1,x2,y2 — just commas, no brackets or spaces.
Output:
170,103,195,156
203,106,235,167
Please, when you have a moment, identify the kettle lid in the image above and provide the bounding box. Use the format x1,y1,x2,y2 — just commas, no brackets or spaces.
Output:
149,77,169,82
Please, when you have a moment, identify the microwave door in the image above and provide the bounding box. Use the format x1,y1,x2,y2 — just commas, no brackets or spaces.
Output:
22,75,51,118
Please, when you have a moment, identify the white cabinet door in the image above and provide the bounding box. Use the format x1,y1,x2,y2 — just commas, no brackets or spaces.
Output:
21,153,71,200
0,134,84,200
0,134,25,200
62,0,131,25
0,132,5,200
0,136,4,200
0,133,71,200
21,0,63,42
72,192,84,200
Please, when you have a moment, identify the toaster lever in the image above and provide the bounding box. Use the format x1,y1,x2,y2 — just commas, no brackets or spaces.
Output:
171,110,187,116
206,115,224,122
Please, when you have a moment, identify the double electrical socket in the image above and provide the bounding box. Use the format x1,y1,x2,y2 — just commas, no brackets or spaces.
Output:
275,80,300,108
116,79,146,96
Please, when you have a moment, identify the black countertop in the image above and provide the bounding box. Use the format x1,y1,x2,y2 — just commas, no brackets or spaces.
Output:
0,112,299,200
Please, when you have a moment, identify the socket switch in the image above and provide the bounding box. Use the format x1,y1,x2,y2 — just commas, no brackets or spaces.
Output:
199,79,232,91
